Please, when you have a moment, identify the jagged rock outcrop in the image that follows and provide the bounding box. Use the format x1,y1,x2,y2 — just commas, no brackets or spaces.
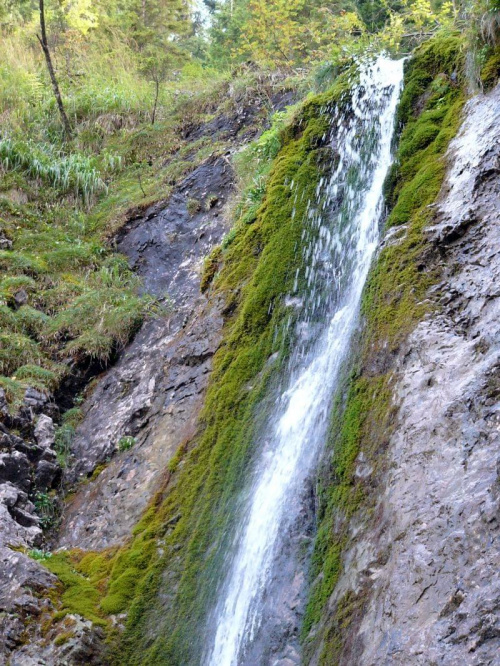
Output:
0,395,67,664
56,157,230,550
311,81,500,666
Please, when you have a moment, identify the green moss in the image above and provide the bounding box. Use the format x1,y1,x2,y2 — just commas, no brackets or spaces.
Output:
200,245,222,293
318,590,366,665
54,631,74,646
302,34,467,663
89,463,107,481
481,44,500,89
395,33,464,126
41,550,115,628
371,34,465,344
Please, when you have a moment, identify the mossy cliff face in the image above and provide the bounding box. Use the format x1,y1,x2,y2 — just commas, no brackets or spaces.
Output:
111,88,349,666
40,81,353,665
302,35,500,665
35,35,500,664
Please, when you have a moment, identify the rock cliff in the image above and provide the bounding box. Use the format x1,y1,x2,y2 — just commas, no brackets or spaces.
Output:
1,37,499,666
309,79,500,666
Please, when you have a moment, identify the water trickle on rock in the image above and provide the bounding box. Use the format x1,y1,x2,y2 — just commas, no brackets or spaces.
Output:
206,55,405,666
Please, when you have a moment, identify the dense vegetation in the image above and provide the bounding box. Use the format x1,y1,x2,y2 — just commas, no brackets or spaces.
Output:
1,0,499,662
0,0,496,406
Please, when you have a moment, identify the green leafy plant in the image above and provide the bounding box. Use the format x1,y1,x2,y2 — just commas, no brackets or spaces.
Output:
0,138,107,204
118,436,136,452
28,548,52,561
34,491,58,529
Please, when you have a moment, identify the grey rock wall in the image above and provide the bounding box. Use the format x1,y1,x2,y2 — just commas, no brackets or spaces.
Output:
56,157,231,551
318,83,500,665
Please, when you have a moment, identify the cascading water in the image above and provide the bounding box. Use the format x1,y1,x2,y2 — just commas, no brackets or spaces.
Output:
206,56,404,666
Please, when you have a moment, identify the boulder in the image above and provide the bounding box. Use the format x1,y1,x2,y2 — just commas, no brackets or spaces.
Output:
34,414,55,449
0,451,31,492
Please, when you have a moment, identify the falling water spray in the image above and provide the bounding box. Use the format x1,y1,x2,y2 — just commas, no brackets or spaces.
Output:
206,55,405,666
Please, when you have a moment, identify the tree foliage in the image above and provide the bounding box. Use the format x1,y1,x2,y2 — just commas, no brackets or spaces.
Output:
206,0,461,69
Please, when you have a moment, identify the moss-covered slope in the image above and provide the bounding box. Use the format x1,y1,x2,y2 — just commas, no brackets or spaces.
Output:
42,78,352,665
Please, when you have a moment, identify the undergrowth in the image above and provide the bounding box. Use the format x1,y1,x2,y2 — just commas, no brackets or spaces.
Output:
0,57,297,411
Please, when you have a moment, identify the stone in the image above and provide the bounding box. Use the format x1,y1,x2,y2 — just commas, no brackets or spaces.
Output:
0,482,41,548
56,159,230,550
13,288,28,308
35,459,60,488
8,614,107,666
0,451,31,491
0,547,59,663
34,414,55,449
24,387,48,411
0,388,9,419
0,232,13,250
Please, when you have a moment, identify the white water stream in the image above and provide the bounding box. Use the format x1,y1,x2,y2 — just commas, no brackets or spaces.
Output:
206,56,404,666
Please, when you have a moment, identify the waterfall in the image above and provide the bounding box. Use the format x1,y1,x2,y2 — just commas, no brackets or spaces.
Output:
206,56,405,666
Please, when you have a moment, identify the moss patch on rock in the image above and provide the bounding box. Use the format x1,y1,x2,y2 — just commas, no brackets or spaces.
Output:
43,549,116,628
480,43,500,89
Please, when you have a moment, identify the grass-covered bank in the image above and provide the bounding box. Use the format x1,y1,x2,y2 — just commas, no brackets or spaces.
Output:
0,62,299,414
301,33,500,665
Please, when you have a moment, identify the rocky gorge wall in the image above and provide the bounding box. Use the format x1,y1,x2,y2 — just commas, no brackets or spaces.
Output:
302,38,500,666
334,81,500,665
1,34,499,666
0,81,298,664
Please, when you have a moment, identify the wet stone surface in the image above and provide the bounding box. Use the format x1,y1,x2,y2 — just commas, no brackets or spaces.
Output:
56,157,232,550
318,83,500,665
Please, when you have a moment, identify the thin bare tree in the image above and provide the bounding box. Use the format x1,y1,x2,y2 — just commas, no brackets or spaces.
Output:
37,0,72,139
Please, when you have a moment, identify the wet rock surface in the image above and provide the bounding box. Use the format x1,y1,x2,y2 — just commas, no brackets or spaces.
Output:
239,482,316,666
56,157,231,550
321,83,500,665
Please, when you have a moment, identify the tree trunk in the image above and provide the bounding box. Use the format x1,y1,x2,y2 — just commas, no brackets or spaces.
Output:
151,77,160,125
37,0,72,139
